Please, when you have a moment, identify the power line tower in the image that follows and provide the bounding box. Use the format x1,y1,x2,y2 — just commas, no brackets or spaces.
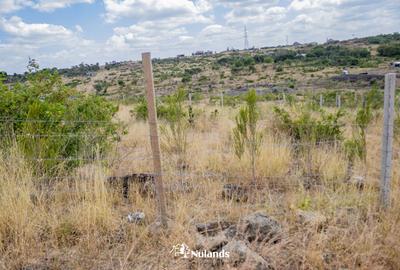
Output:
244,25,249,50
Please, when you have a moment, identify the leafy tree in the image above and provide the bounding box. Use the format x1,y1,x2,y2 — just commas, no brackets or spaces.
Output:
233,89,263,185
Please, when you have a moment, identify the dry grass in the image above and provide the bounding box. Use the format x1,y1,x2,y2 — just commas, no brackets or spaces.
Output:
0,103,400,269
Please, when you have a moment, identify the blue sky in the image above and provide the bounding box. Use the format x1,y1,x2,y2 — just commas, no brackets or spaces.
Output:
0,0,399,74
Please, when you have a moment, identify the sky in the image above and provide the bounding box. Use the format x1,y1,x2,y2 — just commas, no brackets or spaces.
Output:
0,0,399,74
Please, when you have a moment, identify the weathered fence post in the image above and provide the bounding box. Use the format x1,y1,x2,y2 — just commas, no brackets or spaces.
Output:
142,52,168,226
380,73,396,209
320,94,323,107
220,92,224,107
189,92,192,106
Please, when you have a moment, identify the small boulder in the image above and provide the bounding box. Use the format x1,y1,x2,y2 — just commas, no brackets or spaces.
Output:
222,184,248,202
196,231,229,252
223,240,273,270
196,220,232,237
239,212,282,243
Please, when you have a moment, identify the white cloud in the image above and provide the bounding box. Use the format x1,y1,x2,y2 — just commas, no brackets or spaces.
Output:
0,0,94,13
0,0,32,14
225,5,287,24
289,0,343,11
75,24,83,32
0,16,74,39
33,0,95,12
103,0,212,23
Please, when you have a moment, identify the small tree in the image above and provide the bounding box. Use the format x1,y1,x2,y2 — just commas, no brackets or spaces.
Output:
344,88,375,179
233,89,263,185
160,87,189,172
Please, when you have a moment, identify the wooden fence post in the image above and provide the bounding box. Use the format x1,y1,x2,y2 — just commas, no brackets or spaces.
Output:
142,52,168,226
320,94,323,107
380,73,396,209
220,92,224,107
189,92,192,106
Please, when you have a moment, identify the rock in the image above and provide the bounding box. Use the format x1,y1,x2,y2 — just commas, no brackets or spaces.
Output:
239,212,282,243
296,210,327,230
223,240,273,270
127,212,145,225
196,220,232,236
222,184,248,202
196,231,229,252
224,225,238,239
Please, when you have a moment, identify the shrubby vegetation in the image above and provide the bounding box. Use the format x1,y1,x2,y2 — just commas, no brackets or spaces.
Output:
233,89,263,184
365,32,400,44
304,45,370,66
273,105,344,144
0,70,120,174
377,43,400,57
58,63,100,77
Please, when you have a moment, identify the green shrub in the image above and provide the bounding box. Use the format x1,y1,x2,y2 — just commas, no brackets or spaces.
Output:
273,105,344,143
377,43,400,57
233,89,263,184
0,70,120,174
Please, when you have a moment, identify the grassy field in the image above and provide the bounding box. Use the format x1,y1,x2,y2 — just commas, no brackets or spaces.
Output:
1,99,400,269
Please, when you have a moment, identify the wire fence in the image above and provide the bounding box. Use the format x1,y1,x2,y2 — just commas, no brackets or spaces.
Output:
0,115,390,203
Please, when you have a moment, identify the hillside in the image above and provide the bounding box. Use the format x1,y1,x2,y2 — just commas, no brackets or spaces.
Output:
53,33,400,100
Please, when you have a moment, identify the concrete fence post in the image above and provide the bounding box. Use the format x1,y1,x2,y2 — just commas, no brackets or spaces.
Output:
142,52,168,226
380,73,396,209
320,94,323,107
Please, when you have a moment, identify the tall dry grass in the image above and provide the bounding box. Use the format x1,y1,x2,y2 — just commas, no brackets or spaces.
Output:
0,103,399,269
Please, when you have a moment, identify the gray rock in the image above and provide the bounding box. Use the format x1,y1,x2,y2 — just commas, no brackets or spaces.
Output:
239,212,282,243
222,184,248,202
223,240,273,270
196,231,229,252
127,212,145,224
196,220,232,236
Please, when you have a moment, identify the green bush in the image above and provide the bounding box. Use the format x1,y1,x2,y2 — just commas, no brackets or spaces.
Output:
273,105,344,143
0,70,120,174
377,43,400,57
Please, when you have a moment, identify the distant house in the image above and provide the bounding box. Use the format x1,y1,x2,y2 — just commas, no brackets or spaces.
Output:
177,54,185,59
192,50,213,56
391,61,400,68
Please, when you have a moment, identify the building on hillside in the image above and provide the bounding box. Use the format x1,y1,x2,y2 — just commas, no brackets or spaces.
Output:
391,61,400,68
176,54,185,59
192,50,213,56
